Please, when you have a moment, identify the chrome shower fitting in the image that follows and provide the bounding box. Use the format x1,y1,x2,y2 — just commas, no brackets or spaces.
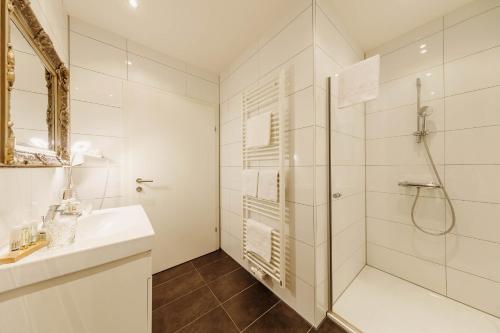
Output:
403,78,456,236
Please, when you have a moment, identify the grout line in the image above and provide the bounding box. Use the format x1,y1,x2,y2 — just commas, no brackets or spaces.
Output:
152,264,196,288
444,4,500,29
152,283,207,313
171,305,221,333
442,21,448,296
240,300,281,332
368,242,444,267
444,42,500,65
221,281,258,305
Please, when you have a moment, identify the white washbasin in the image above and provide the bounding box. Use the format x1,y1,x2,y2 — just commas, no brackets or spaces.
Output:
0,205,154,294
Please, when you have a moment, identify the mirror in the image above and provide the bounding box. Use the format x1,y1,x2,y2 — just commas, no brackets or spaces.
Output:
1,0,70,167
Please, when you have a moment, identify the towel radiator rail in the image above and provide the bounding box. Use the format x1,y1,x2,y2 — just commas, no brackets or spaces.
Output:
241,71,287,287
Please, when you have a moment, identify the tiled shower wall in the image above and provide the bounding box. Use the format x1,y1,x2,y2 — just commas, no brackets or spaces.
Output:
219,0,364,325
313,0,365,306
365,0,500,317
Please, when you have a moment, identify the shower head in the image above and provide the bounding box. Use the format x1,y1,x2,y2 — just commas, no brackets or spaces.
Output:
418,105,433,117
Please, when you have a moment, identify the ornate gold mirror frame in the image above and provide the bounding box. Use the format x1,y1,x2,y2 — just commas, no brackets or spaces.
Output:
1,0,70,167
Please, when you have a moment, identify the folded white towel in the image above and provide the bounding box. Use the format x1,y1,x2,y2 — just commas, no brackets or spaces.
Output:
242,169,259,197
246,112,271,148
258,169,279,202
246,219,273,263
338,54,380,108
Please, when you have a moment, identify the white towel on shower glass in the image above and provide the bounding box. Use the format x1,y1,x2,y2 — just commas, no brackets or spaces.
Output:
242,169,259,197
257,170,278,202
246,112,271,148
246,218,273,263
337,54,380,108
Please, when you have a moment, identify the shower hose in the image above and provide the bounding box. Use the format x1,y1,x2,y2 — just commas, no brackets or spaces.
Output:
411,136,456,236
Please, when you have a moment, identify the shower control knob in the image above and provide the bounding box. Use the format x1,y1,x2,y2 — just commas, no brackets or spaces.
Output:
332,193,342,199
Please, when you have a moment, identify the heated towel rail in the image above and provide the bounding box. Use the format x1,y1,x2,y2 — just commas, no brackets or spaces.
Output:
241,71,287,287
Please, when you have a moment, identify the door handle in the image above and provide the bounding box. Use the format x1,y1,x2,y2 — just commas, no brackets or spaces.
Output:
136,178,154,184
332,192,342,199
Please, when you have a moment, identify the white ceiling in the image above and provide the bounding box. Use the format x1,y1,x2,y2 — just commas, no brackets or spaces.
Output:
63,0,474,74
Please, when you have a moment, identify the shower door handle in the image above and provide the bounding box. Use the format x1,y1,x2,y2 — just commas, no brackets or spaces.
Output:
136,178,154,184
332,192,342,199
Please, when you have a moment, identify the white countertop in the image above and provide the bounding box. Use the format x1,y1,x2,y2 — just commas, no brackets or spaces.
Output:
0,205,155,294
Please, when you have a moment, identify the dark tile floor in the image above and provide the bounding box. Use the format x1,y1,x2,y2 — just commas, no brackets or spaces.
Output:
152,249,346,333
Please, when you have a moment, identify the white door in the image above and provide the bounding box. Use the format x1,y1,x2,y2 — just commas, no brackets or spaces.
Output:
125,82,218,274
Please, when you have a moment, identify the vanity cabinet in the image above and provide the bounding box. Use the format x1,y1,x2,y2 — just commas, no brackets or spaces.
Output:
0,253,152,333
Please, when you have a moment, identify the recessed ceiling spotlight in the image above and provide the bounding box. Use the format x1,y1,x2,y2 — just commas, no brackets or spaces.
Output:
126,60,133,65
128,0,139,8
419,44,427,49
420,49,428,54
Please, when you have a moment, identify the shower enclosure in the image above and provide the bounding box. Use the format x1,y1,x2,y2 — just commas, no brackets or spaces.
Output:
326,1,500,331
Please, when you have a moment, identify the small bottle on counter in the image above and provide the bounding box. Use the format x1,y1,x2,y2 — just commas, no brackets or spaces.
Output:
9,226,22,252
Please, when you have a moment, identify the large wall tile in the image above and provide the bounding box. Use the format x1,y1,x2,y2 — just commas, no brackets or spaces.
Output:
367,218,445,264
445,46,500,95
71,100,123,137
445,6,500,62
367,243,446,294
445,126,500,164
445,165,500,203
70,32,127,78
444,0,500,28
331,165,364,198
127,40,186,72
380,32,443,83
286,167,314,206
71,66,123,107
187,75,219,104
445,85,500,130
11,90,47,131
128,54,186,95
289,87,314,130
332,221,365,271
447,268,500,318
286,202,314,245
289,126,314,166
331,193,365,236
70,17,126,49
451,200,500,244
447,234,500,282
332,132,364,166
332,246,365,302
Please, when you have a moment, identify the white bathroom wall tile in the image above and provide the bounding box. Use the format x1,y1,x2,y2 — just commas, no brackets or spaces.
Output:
71,100,122,137
332,221,365,271
445,46,500,96
13,51,47,94
366,165,445,197
445,85,500,130
70,32,127,79
10,90,47,131
366,66,443,113
288,238,315,286
70,17,126,49
447,234,500,282
445,165,500,203
220,167,242,191
104,166,124,197
445,126,500,164
220,101,231,125
367,243,446,294
71,66,123,107
380,32,443,83
11,23,34,54
315,87,327,128
228,93,243,123
451,200,500,244
445,7,500,62
367,192,446,232
287,202,314,245
444,0,500,28
366,132,444,166
128,54,186,95
289,126,314,167
186,64,218,83
71,134,124,166
126,40,186,72
315,166,328,206
71,167,108,200
331,166,365,198
222,54,259,102
220,117,241,145
315,127,327,166
315,8,358,67
220,189,231,211
314,46,342,91
334,103,365,139
286,167,314,206
229,190,242,216
31,0,68,62
220,230,231,253
367,18,443,57
272,272,316,324
331,193,365,236
332,245,365,303
259,7,313,76
186,75,219,104
332,132,364,166
30,168,65,217
366,99,444,139
101,197,127,209
14,129,49,148
315,279,328,326
368,218,445,264
447,267,500,318
314,204,328,245
289,87,314,130
220,145,230,167
315,242,328,285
